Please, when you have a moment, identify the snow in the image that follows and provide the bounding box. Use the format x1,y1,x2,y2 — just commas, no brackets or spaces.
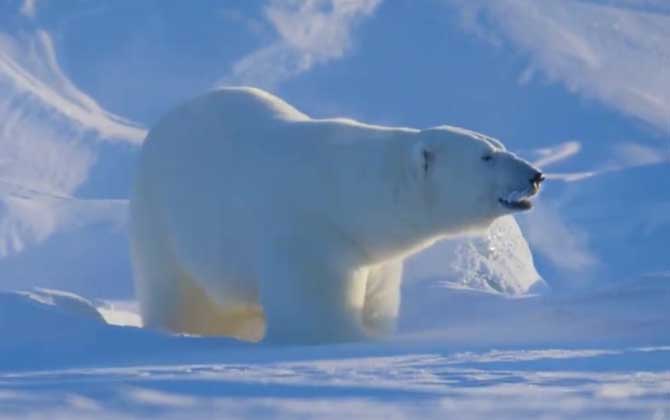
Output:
452,0,670,133
523,161,670,289
1,1,669,418
2,348,670,419
406,216,546,295
1,284,669,419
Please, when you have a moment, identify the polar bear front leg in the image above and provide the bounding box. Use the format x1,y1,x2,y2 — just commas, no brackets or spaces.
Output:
362,260,403,337
259,251,368,344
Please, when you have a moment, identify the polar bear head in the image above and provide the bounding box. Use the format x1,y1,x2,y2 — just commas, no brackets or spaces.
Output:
411,126,544,236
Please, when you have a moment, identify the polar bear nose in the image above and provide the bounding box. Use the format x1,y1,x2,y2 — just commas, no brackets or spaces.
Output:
530,171,545,188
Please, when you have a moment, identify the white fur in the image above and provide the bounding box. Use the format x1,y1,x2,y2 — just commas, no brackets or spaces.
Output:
130,87,541,344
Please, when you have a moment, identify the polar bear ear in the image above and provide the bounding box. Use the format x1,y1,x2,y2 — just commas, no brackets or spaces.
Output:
411,141,435,179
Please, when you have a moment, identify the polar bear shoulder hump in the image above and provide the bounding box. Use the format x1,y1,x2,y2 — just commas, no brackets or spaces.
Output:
430,125,506,150
190,87,310,123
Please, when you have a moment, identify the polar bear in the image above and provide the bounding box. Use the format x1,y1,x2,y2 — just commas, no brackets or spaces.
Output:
130,87,543,344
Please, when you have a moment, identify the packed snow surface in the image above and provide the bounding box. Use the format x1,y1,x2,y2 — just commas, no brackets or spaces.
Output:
1,281,668,419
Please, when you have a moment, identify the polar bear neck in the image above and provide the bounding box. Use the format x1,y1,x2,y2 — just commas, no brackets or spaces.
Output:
292,120,441,265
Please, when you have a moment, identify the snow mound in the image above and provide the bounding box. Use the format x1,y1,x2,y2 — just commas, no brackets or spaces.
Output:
0,288,104,330
407,216,546,295
0,288,128,370
15,288,105,321
96,299,142,327
0,288,252,372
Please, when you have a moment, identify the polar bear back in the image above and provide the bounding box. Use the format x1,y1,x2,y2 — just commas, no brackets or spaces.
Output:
134,88,416,299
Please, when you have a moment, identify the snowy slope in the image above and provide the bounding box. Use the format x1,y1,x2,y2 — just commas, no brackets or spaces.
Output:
522,161,670,290
552,162,670,282
0,29,143,298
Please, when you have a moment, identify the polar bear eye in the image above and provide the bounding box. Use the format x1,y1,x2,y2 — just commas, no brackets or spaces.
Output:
422,149,435,174
481,154,493,162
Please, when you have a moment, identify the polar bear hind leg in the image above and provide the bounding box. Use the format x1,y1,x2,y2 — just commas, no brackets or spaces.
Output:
131,181,264,342
361,260,402,337
134,240,265,342
170,271,265,341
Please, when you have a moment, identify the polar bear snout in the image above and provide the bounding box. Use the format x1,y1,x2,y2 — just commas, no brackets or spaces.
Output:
496,158,544,212
530,171,544,193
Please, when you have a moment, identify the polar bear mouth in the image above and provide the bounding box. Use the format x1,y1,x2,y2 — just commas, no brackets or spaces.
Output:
498,189,534,211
